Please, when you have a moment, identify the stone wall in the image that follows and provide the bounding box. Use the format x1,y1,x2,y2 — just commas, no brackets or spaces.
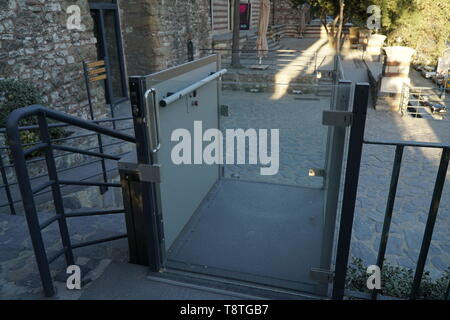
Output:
0,0,215,116
0,0,107,119
119,0,213,76
212,0,229,34
271,0,300,27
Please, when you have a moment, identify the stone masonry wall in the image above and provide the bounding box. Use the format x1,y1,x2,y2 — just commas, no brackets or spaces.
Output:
271,0,300,27
0,0,106,119
119,0,213,76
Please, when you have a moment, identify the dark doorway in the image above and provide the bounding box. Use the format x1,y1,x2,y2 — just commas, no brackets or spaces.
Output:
89,1,128,105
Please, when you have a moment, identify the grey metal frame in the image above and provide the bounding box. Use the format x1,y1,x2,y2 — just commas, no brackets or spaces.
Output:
6,105,135,297
320,80,352,279
127,55,358,297
144,55,222,253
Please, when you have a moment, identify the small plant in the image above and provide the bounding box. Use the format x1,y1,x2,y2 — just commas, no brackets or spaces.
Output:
346,257,449,300
0,79,69,158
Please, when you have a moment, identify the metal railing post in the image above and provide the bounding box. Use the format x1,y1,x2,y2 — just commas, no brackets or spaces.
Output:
332,83,370,300
321,80,352,285
128,77,163,271
38,115,75,267
6,114,55,297
372,145,404,300
0,148,16,215
446,279,450,300
314,52,318,74
410,147,450,300
84,61,109,194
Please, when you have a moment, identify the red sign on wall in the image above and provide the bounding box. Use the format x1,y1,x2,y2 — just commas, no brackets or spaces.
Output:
240,4,251,30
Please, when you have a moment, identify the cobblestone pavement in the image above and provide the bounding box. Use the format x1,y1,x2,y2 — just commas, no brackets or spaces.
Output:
221,90,331,189
354,109,449,278
0,210,128,299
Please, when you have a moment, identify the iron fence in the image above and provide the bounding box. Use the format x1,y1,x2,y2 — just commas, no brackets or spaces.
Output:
200,48,332,74
0,115,134,215
400,85,449,121
332,84,450,300
5,105,136,296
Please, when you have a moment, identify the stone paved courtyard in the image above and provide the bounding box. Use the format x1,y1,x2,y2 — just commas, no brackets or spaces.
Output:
221,89,331,189
0,40,448,299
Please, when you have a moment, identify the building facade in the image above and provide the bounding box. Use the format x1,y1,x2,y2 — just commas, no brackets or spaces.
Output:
211,0,261,35
0,0,213,118
0,0,301,118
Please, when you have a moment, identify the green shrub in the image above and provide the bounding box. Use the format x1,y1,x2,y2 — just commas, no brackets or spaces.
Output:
0,79,45,127
0,79,69,158
346,257,449,300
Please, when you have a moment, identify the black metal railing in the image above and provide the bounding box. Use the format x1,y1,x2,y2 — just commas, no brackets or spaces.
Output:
5,105,136,297
400,85,449,121
200,48,328,74
363,140,449,300
0,115,134,215
332,84,450,299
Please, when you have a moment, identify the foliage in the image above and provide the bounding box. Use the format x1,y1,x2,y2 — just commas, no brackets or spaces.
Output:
290,0,367,25
346,257,450,300
290,0,369,52
0,79,69,158
289,0,450,64
372,0,450,65
0,79,43,127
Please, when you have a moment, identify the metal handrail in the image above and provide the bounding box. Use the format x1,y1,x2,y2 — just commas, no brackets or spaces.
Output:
0,108,134,214
0,124,133,151
364,139,450,149
5,104,136,297
6,105,135,143
159,69,228,107
0,115,133,134
200,48,320,54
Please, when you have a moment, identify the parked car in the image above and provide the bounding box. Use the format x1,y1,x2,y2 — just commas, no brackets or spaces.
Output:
421,66,436,79
420,100,447,114
403,97,422,117
413,63,424,72
405,102,421,118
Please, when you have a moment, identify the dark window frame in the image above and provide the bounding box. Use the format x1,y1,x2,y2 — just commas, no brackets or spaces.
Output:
89,0,128,104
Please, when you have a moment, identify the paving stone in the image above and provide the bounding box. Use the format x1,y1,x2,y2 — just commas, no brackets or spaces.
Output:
387,236,405,253
351,242,377,265
430,256,449,272
353,220,373,241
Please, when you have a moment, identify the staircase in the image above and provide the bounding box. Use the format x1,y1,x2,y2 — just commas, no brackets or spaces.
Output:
303,20,350,39
242,31,283,52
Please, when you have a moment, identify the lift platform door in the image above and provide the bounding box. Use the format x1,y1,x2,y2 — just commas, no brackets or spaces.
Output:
128,55,358,298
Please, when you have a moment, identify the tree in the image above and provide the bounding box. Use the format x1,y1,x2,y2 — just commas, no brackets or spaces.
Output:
290,0,368,53
231,0,242,68
372,0,450,65
290,0,450,64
